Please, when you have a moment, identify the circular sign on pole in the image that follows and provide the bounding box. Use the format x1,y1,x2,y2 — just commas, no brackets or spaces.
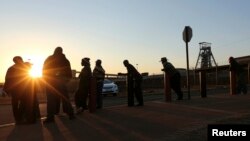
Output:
183,26,193,43
182,26,192,100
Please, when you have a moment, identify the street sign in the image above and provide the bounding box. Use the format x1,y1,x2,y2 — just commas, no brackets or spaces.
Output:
183,26,193,43
182,26,193,100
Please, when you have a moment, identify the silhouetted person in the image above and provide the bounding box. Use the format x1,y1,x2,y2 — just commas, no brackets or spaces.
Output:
93,59,105,109
3,56,27,124
21,62,39,124
160,57,183,100
75,57,92,114
229,56,247,94
120,60,143,106
42,47,75,123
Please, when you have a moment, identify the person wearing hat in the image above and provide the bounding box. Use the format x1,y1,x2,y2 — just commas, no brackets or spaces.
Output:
93,59,105,109
160,57,183,100
75,57,92,114
229,56,247,94
120,60,144,106
42,47,75,123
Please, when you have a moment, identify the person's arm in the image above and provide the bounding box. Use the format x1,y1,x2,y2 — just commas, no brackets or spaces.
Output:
161,63,167,72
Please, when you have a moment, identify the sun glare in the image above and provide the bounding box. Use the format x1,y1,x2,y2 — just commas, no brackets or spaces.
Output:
26,56,44,78
29,64,43,78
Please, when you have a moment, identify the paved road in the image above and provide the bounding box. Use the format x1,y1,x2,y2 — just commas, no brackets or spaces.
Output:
1,87,250,141
0,93,165,125
0,86,236,125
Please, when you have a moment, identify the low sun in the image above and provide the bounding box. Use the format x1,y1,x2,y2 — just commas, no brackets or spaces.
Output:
26,57,44,78
29,64,43,78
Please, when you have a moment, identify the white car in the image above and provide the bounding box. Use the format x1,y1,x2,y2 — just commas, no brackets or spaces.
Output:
102,79,119,96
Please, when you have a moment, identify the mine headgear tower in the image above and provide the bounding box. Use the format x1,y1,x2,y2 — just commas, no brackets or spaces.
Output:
195,42,217,69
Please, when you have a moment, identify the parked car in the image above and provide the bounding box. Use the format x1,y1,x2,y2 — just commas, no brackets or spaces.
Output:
102,79,119,96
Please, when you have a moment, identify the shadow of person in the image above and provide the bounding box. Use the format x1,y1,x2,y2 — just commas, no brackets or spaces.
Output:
56,114,109,141
42,117,68,141
7,122,44,141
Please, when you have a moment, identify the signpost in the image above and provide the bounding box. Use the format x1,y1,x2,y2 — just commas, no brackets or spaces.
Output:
183,26,193,100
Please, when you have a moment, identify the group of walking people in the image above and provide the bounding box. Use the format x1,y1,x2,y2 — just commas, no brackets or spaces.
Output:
3,47,107,124
3,46,196,125
39,47,107,123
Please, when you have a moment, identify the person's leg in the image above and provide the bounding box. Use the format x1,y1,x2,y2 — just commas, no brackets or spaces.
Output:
62,93,75,119
238,73,248,94
44,88,57,122
56,83,75,119
82,89,89,110
171,73,183,100
75,88,86,114
22,91,36,124
242,85,247,94
33,93,41,119
11,95,23,124
96,82,103,108
62,97,75,119
74,90,81,108
26,82,39,124
55,97,61,114
134,80,144,106
127,80,134,106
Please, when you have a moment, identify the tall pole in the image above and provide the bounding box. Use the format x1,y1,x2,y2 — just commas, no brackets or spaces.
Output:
186,42,191,99
164,72,171,102
183,26,192,100
248,63,250,84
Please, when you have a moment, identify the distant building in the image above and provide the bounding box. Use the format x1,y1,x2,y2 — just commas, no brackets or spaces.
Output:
234,55,250,64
